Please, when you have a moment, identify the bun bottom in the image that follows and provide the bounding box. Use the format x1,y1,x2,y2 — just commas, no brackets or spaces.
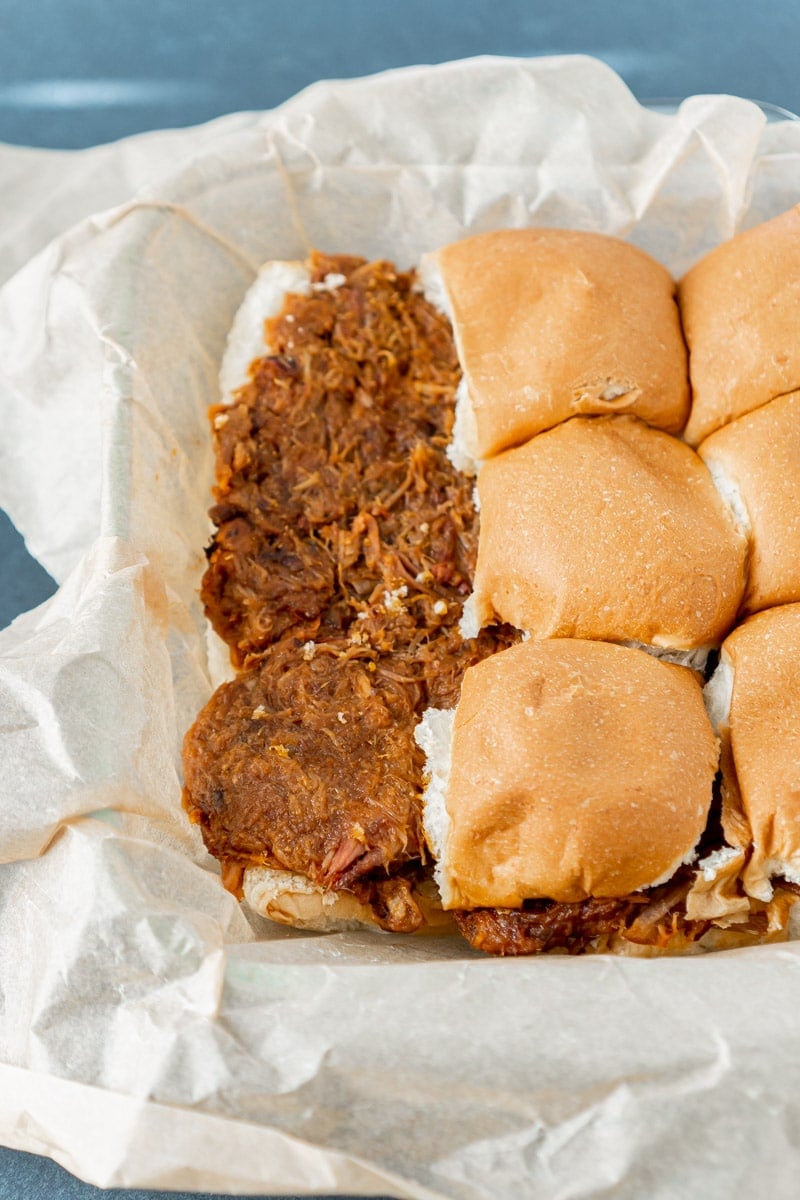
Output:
243,866,454,935
243,866,381,932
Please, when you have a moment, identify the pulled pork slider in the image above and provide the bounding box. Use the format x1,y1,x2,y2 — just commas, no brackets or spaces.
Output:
705,603,800,912
466,414,747,654
417,639,720,955
419,227,689,468
187,250,515,933
699,390,800,616
680,204,800,446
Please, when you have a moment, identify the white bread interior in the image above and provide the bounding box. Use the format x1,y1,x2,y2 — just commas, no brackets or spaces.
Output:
418,639,718,909
703,653,734,734
701,459,751,538
684,845,750,925
699,390,800,615
448,375,480,476
621,641,711,673
243,865,452,934
420,228,689,460
414,706,457,907
219,260,311,403
418,255,480,474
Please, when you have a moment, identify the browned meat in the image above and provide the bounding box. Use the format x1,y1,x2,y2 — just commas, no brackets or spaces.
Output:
453,872,715,956
183,641,424,891
202,252,487,667
188,249,795,953
454,898,646,956
186,251,518,933
349,874,427,934
182,627,514,932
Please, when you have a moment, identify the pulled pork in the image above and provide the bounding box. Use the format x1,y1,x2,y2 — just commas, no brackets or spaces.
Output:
455,897,648,957
453,884,714,957
184,252,516,932
454,869,793,957
203,252,493,669
183,643,425,892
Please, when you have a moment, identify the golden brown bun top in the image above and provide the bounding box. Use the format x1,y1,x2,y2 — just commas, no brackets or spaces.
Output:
680,204,800,445
721,604,800,898
443,639,718,908
433,227,689,457
699,390,800,615
472,415,747,648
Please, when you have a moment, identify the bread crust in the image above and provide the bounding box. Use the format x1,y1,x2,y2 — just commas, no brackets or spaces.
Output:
471,415,746,647
718,604,800,900
243,866,452,933
437,639,718,908
680,204,800,445
427,228,689,459
699,390,800,615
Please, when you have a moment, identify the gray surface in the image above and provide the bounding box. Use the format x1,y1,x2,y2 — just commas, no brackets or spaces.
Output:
1,2,798,1197
0,509,57,630
0,0,798,150
0,1147,328,1200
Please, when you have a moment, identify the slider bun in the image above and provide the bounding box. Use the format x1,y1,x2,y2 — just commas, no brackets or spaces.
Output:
243,867,451,934
680,204,800,445
244,865,380,931
470,415,746,648
699,390,800,614
716,604,800,900
420,227,688,461
421,639,718,908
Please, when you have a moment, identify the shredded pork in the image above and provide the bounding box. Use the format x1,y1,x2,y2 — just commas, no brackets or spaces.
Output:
183,253,516,933
453,872,712,956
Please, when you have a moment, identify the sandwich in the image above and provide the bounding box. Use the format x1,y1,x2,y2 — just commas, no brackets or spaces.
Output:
183,641,432,933
182,217,799,954
419,227,689,468
183,250,515,932
418,636,799,955
704,603,800,913
416,638,736,955
463,413,747,657
679,203,800,446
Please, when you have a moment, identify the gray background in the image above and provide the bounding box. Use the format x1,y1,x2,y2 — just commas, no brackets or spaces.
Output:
1,1,798,1196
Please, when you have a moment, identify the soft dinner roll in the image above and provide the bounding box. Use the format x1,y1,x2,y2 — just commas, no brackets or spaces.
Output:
680,204,800,445
707,604,800,902
418,639,718,909
419,227,689,464
468,414,747,649
699,390,800,615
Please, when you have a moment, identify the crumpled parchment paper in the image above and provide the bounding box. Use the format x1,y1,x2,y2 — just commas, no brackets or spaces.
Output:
2,55,800,1200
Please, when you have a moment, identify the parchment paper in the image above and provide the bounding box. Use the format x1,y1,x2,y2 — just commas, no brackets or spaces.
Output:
2,56,800,1199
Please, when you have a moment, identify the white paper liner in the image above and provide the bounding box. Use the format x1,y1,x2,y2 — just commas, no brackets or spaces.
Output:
2,55,800,1199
